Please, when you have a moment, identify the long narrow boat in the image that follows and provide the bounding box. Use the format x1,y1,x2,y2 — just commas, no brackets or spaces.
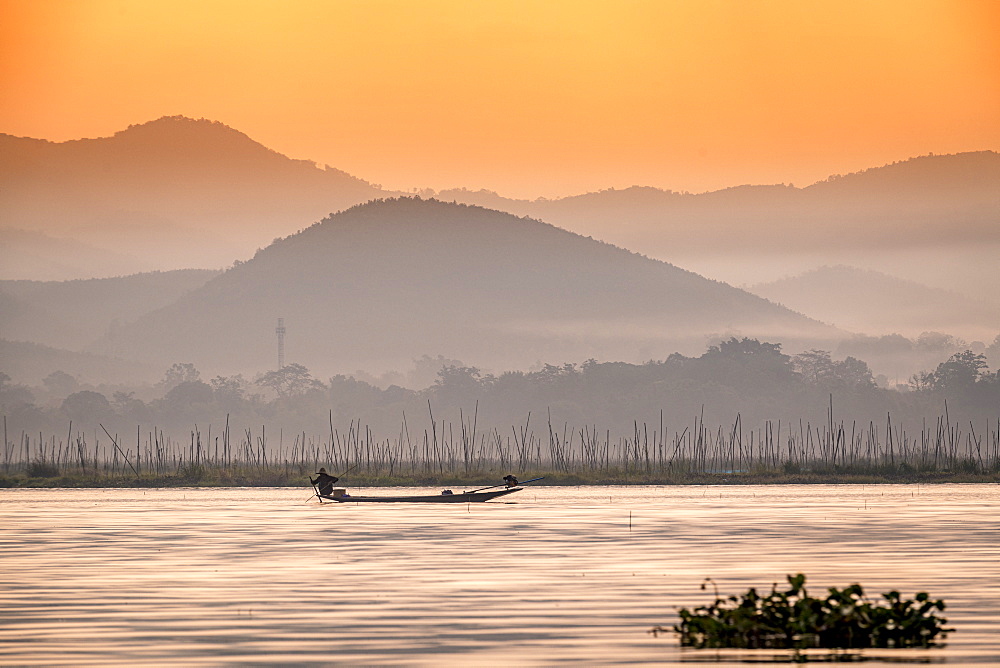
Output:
320,487,522,503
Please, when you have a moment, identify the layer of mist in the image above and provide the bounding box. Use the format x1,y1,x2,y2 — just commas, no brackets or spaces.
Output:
749,266,999,342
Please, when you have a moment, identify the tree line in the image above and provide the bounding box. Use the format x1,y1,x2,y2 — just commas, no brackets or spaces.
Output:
2,338,997,448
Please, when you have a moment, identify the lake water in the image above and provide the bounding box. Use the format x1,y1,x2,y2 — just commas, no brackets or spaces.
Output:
1,484,998,666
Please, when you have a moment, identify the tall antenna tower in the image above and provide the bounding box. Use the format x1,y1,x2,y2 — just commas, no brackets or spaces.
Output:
275,317,286,369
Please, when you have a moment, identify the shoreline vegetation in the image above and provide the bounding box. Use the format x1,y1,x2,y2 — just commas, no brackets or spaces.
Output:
4,401,998,489
2,467,999,489
5,339,998,494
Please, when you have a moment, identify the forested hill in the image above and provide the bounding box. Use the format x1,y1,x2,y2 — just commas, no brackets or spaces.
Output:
93,197,840,378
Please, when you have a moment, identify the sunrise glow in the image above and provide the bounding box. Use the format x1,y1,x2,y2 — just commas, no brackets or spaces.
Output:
2,0,998,196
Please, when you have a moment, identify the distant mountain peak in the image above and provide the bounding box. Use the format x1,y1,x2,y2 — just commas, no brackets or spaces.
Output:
103,115,287,161
120,115,236,133
115,115,257,144
806,150,1000,192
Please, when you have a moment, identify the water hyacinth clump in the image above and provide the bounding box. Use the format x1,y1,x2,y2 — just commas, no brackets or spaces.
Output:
658,574,951,649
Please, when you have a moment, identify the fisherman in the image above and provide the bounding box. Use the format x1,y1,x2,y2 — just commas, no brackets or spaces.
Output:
310,467,339,496
503,474,518,488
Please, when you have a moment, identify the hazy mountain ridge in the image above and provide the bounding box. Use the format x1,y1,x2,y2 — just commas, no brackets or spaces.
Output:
0,116,391,272
91,198,839,379
2,117,995,361
805,151,1000,197
1,115,378,193
0,228,149,280
0,269,221,353
750,266,999,341
3,116,995,280
440,151,1000,249
0,339,155,386
437,151,999,305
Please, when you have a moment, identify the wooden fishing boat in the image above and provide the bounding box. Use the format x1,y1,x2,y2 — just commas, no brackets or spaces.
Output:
320,487,522,503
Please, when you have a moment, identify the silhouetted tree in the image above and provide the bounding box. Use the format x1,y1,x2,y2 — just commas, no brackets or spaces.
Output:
704,337,789,364
930,350,988,392
908,371,935,392
111,391,136,414
793,350,875,389
433,365,490,403
255,363,324,398
61,390,112,423
986,334,1000,370
699,338,796,388
916,331,966,352
159,362,201,390
405,354,467,389
164,380,214,406
111,390,150,422
42,370,78,397
0,373,35,414
210,374,249,404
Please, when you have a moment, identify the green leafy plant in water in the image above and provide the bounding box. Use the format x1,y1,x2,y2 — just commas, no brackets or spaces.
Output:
653,574,951,649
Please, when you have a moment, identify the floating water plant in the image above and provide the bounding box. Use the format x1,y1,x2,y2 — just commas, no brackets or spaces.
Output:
654,574,951,649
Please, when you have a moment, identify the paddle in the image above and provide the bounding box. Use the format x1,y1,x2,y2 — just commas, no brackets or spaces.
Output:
465,476,545,494
306,485,321,503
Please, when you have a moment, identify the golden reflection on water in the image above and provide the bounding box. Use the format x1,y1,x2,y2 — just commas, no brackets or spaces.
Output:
1,485,998,666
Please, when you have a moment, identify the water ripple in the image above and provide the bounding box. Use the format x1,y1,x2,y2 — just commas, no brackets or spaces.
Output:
1,484,997,665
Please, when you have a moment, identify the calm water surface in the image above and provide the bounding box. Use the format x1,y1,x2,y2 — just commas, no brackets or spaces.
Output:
2,484,998,666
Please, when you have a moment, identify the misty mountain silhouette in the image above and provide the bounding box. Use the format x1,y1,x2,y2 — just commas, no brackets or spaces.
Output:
4,116,997,277
438,151,1000,254
0,339,154,386
0,228,147,281
750,265,999,341
0,116,387,270
3,115,996,292
1,269,220,352
93,198,839,378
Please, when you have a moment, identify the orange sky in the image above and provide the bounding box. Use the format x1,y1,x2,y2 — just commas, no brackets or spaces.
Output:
1,0,998,198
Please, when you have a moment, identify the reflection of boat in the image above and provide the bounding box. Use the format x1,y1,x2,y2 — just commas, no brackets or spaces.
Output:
321,487,522,503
